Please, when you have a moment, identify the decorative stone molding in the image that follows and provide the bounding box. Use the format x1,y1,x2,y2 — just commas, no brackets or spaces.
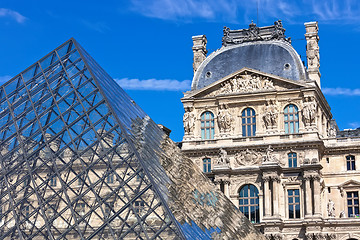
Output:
222,20,289,46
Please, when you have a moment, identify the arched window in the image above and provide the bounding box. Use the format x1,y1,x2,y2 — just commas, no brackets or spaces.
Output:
288,152,297,168
242,108,256,137
239,184,259,223
203,158,211,173
284,104,299,134
201,111,215,140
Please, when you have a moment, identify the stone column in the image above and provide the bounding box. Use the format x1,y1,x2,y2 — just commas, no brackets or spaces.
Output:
192,35,207,73
272,177,280,217
224,180,230,198
304,176,313,217
263,176,271,217
313,176,321,216
304,21,320,86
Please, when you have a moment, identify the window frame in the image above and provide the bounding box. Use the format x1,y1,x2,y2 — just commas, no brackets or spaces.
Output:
241,108,256,137
347,191,359,217
288,152,297,168
200,111,215,140
287,188,301,219
284,104,299,134
238,184,260,223
346,155,356,171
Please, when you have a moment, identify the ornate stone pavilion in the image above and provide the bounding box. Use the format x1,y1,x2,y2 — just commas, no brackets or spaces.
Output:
0,39,264,239
181,21,360,240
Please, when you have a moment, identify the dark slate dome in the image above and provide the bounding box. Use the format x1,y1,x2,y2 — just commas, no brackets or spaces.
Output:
191,22,308,90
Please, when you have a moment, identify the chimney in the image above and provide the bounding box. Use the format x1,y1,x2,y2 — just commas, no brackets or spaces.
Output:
192,35,207,73
304,22,321,87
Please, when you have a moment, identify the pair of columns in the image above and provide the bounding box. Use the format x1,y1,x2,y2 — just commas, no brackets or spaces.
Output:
304,174,321,217
263,175,280,217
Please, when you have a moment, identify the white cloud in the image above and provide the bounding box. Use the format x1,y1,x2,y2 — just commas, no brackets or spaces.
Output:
129,0,360,24
115,78,191,91
349,122,360,129
322,87,360,96
0,75,11,84
0,8,27,23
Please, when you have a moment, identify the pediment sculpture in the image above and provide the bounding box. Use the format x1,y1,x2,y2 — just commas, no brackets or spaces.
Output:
208,73,275,97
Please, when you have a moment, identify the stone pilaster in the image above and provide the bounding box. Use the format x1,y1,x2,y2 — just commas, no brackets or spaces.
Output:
304,176,313,217
272,176,280,217
263,176,272,217
312,175,321,216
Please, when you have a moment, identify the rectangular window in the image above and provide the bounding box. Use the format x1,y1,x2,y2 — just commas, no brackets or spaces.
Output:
288,189,300,219
76,202,86,216
347,191,359,217
107,172,114,184
23,205,30,217
134,200,145,214
347,155,356,171
288,153,297,168
49,176,57,187
203,158,211,173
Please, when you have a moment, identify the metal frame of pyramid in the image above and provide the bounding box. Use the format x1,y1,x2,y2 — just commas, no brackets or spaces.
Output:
0,39,264,240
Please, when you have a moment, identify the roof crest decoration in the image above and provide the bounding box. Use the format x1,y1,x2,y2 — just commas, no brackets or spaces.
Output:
222,20,291,46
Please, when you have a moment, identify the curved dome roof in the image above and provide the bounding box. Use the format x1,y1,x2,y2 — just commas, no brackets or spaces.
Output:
192,40,308,90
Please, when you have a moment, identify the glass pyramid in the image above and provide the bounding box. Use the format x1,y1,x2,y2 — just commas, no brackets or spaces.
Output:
0,39,264,239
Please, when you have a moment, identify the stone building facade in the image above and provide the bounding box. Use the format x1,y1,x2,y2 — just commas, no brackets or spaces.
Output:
181,21,360,240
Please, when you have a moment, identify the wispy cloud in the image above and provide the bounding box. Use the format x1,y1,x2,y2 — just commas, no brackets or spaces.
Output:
0,8,27,23
322,87,360,96
115,78,191,91
81,20,110,33
0,75,11,84
129,0,360,24
349,122,360,129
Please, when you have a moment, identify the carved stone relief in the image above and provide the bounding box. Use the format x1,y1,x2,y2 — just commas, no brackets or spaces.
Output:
234,149,262,166
263,145,278,163
263,100,278,130
183,107,195,135
217,104,233,134
327,126,336,138
302,96,317,127
327,199,335,217
216,148,230,167
208,73,275,97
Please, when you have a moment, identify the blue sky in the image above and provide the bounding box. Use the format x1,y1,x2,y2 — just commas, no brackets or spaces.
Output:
1,0,360,142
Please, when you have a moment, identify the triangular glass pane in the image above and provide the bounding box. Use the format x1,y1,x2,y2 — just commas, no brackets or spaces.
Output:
0,39,263,240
